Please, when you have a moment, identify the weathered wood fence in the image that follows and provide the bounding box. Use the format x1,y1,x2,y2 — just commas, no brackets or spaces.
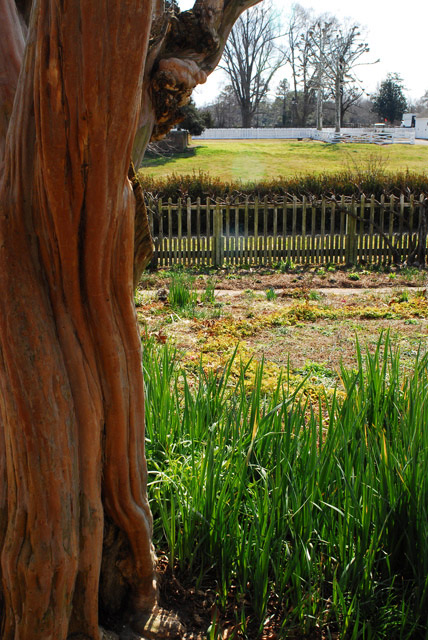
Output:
146,195,427,268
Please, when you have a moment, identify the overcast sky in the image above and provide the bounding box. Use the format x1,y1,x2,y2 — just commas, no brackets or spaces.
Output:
177,0,428,107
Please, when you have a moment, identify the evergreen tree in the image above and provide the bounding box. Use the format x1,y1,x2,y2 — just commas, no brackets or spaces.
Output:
178,99,206,136
372,73,408,124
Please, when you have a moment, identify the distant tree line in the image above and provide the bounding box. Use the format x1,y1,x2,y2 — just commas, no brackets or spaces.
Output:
198,81,378,130
185,3,426,132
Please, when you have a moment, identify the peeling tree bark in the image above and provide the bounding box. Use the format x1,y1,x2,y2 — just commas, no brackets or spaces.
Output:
1,2,155,637
0,0,261,638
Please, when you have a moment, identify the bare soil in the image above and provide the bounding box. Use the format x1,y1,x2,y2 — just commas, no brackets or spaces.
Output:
140,265,428,293
137,266,428,377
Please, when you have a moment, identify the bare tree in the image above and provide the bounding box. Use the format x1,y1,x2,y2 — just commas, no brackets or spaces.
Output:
310,22,373,132
210,84,242,127
275,78,290,126
284,4,318,127
307,19,333,130
220,1,285,127
413,89,428,112
0,0,261,638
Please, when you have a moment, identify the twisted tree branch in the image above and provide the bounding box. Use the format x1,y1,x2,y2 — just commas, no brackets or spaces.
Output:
141,0,263,144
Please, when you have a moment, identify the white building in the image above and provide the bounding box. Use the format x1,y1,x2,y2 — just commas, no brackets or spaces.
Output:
401,113,417,128
415,110,428,140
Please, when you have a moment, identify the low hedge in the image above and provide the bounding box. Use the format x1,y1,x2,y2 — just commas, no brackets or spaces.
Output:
138,169,428,202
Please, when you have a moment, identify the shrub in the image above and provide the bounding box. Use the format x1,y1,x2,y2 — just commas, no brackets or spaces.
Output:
139,168,428,203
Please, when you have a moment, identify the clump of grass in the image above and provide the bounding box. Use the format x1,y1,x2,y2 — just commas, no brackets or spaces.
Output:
143,334,428,639
243,288,256,300
265,288,277,301
201,278,216,304
276,258,297,273
299,360,337,379
168,272,198,310
397,289,410,303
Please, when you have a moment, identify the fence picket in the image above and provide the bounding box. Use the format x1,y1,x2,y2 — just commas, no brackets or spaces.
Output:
254,198,259,263
206,198,211,263
301,196,307,264
398,194,404,260
388,195,394,263
329,200,335,263
282,201,287,263
235,204,239,265
177,198,182,262
244,199,249,264
339,196,345,263
196,197,201,266
186,198,192,264
263,196,268,263
311,200,316,264
167,198,173,265
225,198,230,265
291,197,297,262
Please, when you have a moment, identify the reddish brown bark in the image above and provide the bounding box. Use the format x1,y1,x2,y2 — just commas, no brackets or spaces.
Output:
0,0,261,638
0,0,25,180
0,2,154,637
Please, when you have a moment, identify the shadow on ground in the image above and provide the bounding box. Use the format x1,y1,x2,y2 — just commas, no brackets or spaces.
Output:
142,147,198,168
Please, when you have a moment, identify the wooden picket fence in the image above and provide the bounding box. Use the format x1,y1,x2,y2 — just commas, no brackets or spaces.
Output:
146,194,427,268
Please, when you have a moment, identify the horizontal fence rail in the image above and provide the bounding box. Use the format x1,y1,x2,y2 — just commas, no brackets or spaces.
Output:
146,195,427,268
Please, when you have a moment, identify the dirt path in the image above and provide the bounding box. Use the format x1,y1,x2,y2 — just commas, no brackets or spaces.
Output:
141,265,428,295
213,286,426,298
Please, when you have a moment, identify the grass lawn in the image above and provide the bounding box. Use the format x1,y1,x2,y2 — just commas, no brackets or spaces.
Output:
140,139,428,181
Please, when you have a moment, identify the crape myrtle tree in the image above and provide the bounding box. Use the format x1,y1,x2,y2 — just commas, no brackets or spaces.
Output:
0,0,261,638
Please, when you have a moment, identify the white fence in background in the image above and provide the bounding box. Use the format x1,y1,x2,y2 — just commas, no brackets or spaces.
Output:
193,127,415,145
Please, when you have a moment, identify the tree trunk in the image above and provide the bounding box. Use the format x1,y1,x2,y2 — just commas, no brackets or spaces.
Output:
130,164,155,287
0,0,262,637
0,2,155,638
241,104,253,128
335,69,341,133
0,0,25,181
316,86,323,131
